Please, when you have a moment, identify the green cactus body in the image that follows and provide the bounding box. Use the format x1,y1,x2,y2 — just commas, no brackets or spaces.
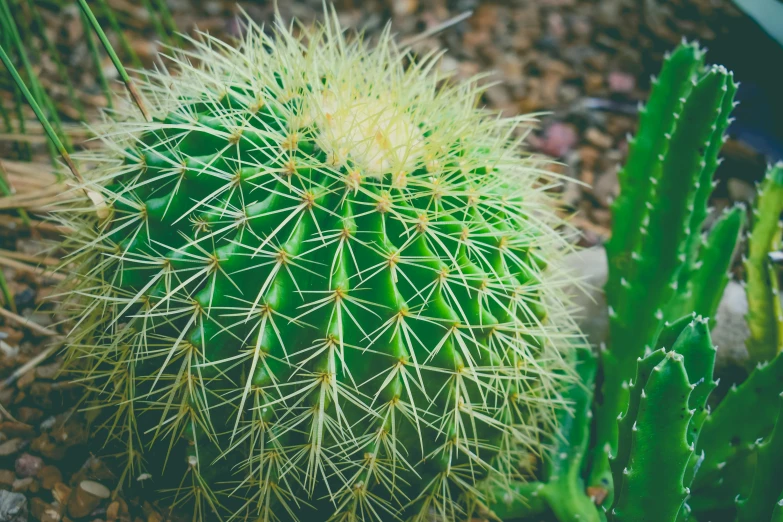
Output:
655,314,695,352
667,75,739,320
770,495,783,522
59,16,579,522
609,351,694,522
682,206,745,323
484,480,548,520
736,395,783,521
591,42,735,495
745,163,783,365
592,41,700,492
670,318,717,488
609,318,717,522
773,497,783,522
692,350,783,501
610,347,666,501
538,347,602,522
688,451,756,514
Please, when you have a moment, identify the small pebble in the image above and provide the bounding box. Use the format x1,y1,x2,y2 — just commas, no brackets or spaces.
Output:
11,477,32,493
0,490,27,522
727,177,755,203
0,440,24,458
35,362,61,381
15,408,43,425
0,329,22,346
37,466,62,490
579,145,601,170
106,501,120,522
14,372,34,391
31,435,63,461
608,71,636,93
14,453,43,478
581,169,595,187
592,207,612,227
13,287,36,311
585,127,614,149
391,0,417,17
537,122,579,157
594,168,620,207
30,497,49,520
52,482,71,505
0,470,14,488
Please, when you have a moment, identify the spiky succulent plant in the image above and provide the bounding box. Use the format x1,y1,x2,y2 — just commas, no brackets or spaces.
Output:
59,12,579,522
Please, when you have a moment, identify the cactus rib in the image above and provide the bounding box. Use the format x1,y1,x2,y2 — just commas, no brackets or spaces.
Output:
538,347,602,522
686,206,745,322
693,350,783,495
609,352,694,522
735,394,783,521
745,163,783,364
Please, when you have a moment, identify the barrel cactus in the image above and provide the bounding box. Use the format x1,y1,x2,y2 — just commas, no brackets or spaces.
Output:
60,13,579,521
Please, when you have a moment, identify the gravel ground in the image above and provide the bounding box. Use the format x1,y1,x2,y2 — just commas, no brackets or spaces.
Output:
0,0,779,520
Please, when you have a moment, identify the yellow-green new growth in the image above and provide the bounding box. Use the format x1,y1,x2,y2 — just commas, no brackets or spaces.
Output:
58,11,580,522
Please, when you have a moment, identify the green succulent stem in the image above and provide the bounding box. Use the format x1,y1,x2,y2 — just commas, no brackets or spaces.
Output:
591,44,736,499
692,350,783,500
736,394,783,521
773,496,783,522
744,163,783,365
688,206,745,322
609,352,693,522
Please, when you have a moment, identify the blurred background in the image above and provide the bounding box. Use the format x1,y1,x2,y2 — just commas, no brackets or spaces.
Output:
2,0,782,249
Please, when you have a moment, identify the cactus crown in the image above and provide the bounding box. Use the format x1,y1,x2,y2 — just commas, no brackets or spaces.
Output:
59,11,579,521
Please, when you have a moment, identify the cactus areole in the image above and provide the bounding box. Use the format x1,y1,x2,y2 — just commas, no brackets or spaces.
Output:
61,14,580,521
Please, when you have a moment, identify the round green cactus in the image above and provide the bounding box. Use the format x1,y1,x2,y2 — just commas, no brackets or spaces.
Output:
61,13,579,522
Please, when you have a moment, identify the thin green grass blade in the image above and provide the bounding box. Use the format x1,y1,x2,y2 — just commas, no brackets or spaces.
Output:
0,9,29,159
0,0,70,158
0,160,31,227
8,0,35,60
25,0,86,120
79,7,114,110
0,96,12,132
0,42,84,184
140,0,171,47
0,269,16,314
77,0,150,121
153,0,181,46
94,0,142,69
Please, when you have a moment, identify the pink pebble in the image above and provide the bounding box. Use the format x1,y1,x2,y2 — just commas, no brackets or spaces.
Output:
538,122,579,157
608,71,636,93
14,453,43,478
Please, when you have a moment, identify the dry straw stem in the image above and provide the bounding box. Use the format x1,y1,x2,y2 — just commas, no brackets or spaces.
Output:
0,43,108,217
